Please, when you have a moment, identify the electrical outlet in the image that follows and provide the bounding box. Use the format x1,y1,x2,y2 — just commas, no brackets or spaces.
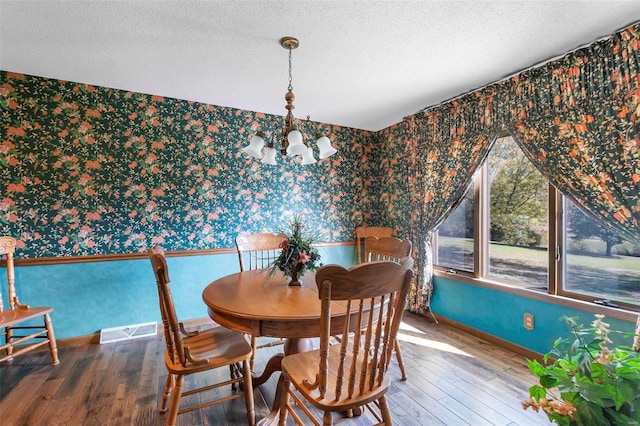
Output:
524,313,534,330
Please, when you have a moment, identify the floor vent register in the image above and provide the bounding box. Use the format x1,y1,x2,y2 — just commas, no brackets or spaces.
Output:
99,321,158,344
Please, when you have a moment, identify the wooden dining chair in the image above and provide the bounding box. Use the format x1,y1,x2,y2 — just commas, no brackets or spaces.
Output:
235,232,287,369
278,259,413,426
364,236,413,381
236,232,286,271
354,226,394,264
0,236,59,365
148,246,255,426
364,236,412,264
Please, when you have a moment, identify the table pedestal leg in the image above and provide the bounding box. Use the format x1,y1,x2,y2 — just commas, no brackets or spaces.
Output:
252,354,283,387
284,336,314,354
256,337,314,426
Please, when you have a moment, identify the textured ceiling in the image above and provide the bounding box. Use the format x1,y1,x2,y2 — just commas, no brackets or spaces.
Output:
1,1,640,131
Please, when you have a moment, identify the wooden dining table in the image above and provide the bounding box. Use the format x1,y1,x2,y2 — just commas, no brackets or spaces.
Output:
202,268,354,425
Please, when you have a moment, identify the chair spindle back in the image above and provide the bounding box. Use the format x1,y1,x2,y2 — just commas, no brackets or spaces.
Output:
235,233,286,271
315,259,413,400
354,226,394,264
364,236,412,263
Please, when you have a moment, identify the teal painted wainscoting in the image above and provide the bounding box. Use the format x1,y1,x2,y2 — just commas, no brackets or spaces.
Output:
432,275,635,355
3,245,356,340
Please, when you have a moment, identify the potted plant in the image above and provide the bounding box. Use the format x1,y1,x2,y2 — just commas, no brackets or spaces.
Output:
522,314,640,425
266,214,322,286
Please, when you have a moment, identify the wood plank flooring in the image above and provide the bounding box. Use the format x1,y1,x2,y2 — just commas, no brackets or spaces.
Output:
0,313,551,425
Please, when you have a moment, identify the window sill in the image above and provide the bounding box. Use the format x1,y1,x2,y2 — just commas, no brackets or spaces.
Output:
433,268,639,323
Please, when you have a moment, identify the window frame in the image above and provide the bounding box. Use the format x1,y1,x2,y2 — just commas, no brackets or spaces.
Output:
433,134,639,317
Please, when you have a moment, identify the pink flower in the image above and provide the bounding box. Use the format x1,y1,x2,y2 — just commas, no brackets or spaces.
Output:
299,251,310,264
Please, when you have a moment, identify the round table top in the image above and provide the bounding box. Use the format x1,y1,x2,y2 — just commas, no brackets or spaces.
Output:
202,268,349,339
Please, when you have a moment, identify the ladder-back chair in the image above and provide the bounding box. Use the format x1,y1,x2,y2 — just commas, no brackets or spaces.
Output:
279,259,414,425
364,236,413,380
0,236,59,365
235,232,287,369
364,236,412,264
354,226,394,264
236,233,286,271
148,246,255,426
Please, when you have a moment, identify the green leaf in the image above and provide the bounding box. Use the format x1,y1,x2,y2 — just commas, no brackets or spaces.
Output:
606,381,636,411
552,336,565,350
561,315,579,327
540,374,561,389
586,342,603,357
547,414,572,426
574,399,610,426
588,361,608,379
604,407,638,425
579,381,612,407
631,397,640,421
616,365,640,381
527,358,546,377
529,384,547,400
620,357,640,368
577,355,593,378
560,391,582,404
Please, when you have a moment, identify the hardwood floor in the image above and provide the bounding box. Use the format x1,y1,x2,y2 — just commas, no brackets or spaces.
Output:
1,313,551,425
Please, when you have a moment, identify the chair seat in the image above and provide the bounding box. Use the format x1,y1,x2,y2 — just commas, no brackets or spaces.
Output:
165,325,253,375
281,343,391,411
0,306,54,327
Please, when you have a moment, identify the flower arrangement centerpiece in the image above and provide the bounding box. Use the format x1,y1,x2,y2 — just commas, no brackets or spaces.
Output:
266,214,322,286
522,314,640,426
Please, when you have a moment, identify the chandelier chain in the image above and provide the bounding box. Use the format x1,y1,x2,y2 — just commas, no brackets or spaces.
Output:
288,47,293,92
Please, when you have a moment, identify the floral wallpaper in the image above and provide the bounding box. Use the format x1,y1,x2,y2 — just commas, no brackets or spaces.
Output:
373,123,411,236
0,71,380,258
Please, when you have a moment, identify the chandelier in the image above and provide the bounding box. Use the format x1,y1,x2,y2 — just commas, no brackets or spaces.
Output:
242,37,338,165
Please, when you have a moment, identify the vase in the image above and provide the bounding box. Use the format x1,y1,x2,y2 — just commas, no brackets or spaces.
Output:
288,265,303,286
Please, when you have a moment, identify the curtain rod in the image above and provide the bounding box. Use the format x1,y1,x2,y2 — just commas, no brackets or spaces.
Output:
404,19,640,120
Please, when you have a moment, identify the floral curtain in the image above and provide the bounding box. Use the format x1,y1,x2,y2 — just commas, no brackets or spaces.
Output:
506,25,640,245
404,23,640,313
404,98,502,312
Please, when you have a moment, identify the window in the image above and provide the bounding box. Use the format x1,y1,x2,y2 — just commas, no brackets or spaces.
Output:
562,199,640,307
434,185,474,272
487,136,548,288
434,134,639,311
